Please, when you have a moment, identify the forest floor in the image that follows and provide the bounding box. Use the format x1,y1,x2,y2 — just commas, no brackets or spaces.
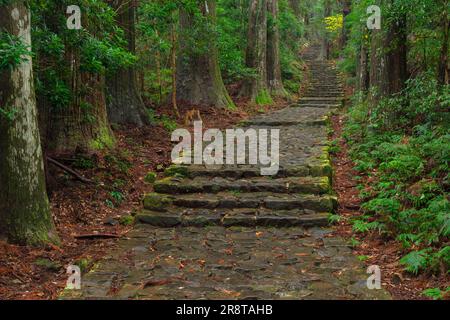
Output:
330,113,447,300
0,98,288,300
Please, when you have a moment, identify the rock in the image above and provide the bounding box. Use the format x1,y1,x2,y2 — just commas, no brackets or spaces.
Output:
143,193,173,212
136,211,181,227
103,217,119,226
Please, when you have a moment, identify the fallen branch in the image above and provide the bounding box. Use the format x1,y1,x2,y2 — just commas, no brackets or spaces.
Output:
74,233,121,240
47,157,93,184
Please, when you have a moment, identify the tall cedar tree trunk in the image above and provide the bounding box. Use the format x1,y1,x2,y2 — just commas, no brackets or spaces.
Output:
321,0,332,60
369,18,385,106
39,7,115,153
42,50,115,153
171,17,180,117
437,0,449,85
176,1,235,109
267,0,287,97
340,0,352,50
384,10,408,95
0,2,59,245
356,41,370,92
240,0,272,104
106,0,148,126
369,2,407,104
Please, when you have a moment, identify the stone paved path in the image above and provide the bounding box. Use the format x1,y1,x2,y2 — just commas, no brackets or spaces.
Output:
64,45,390,300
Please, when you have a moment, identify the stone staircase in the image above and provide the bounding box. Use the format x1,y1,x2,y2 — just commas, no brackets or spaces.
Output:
61,43,391,300
136,44,344,229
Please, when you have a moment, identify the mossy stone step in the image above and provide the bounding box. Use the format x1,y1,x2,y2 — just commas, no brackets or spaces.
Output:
293,104,340,109
143,192,337,212
154,176,330,195
166,161,333,180
135,208,329,228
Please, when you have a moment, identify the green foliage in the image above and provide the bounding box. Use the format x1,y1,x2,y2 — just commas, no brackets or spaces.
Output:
120,215,135,226
110,191,124,204
255,89,273,106
0,31,32,71
328,214,342,224
30,0,137,113
144,172,157,184
145,108,177,132
160,115,177,132
73,156,96,169
423,287,450,300
399,249,431,275
0,106,17,121
345,78,449,274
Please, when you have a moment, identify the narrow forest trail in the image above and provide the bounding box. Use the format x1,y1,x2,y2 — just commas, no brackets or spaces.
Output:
63,45,390,300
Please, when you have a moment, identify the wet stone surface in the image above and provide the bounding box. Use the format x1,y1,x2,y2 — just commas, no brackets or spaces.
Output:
63,226,390,300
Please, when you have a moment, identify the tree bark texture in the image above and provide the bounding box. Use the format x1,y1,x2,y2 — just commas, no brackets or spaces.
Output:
267,0,287,97
0,2,59,245
176,1,235,109
106,0,148,126
240,0,272,104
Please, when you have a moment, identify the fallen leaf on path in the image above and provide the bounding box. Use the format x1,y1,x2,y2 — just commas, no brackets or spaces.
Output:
142,279,171,288
295,253,309,257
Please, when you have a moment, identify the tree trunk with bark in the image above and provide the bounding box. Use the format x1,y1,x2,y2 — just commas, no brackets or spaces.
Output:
321,0,332,60
384,11,408,95
37,4,115,153
369,3,407,103
437,0,449,85
176,1,235,109
267,0,288,97
356,41,370,93
240,0,272,104
106,0,148,126
0,2,59,245
369,27,385,105
41,47,115,153
340,0,352,49
171,17,180,117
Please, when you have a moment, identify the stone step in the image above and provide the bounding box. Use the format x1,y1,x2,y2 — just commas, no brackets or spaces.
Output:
299,98,343,105
308,85,343,88
300,97,343,101
293,103,340,109
243,106,332,126
305,94,344,98
136,208,330,228
306,89,343,93
305,92,344,96
143,192,337,212
154,176,330,195
168,161,332,180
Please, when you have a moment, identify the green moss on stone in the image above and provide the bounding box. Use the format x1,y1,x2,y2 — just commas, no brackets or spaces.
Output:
255,89,273,105
164,165,189,178
89,125,115,150
143,193,173,211
120,215,135,226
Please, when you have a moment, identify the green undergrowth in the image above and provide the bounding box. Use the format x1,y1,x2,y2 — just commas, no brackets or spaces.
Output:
343,75,449,276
